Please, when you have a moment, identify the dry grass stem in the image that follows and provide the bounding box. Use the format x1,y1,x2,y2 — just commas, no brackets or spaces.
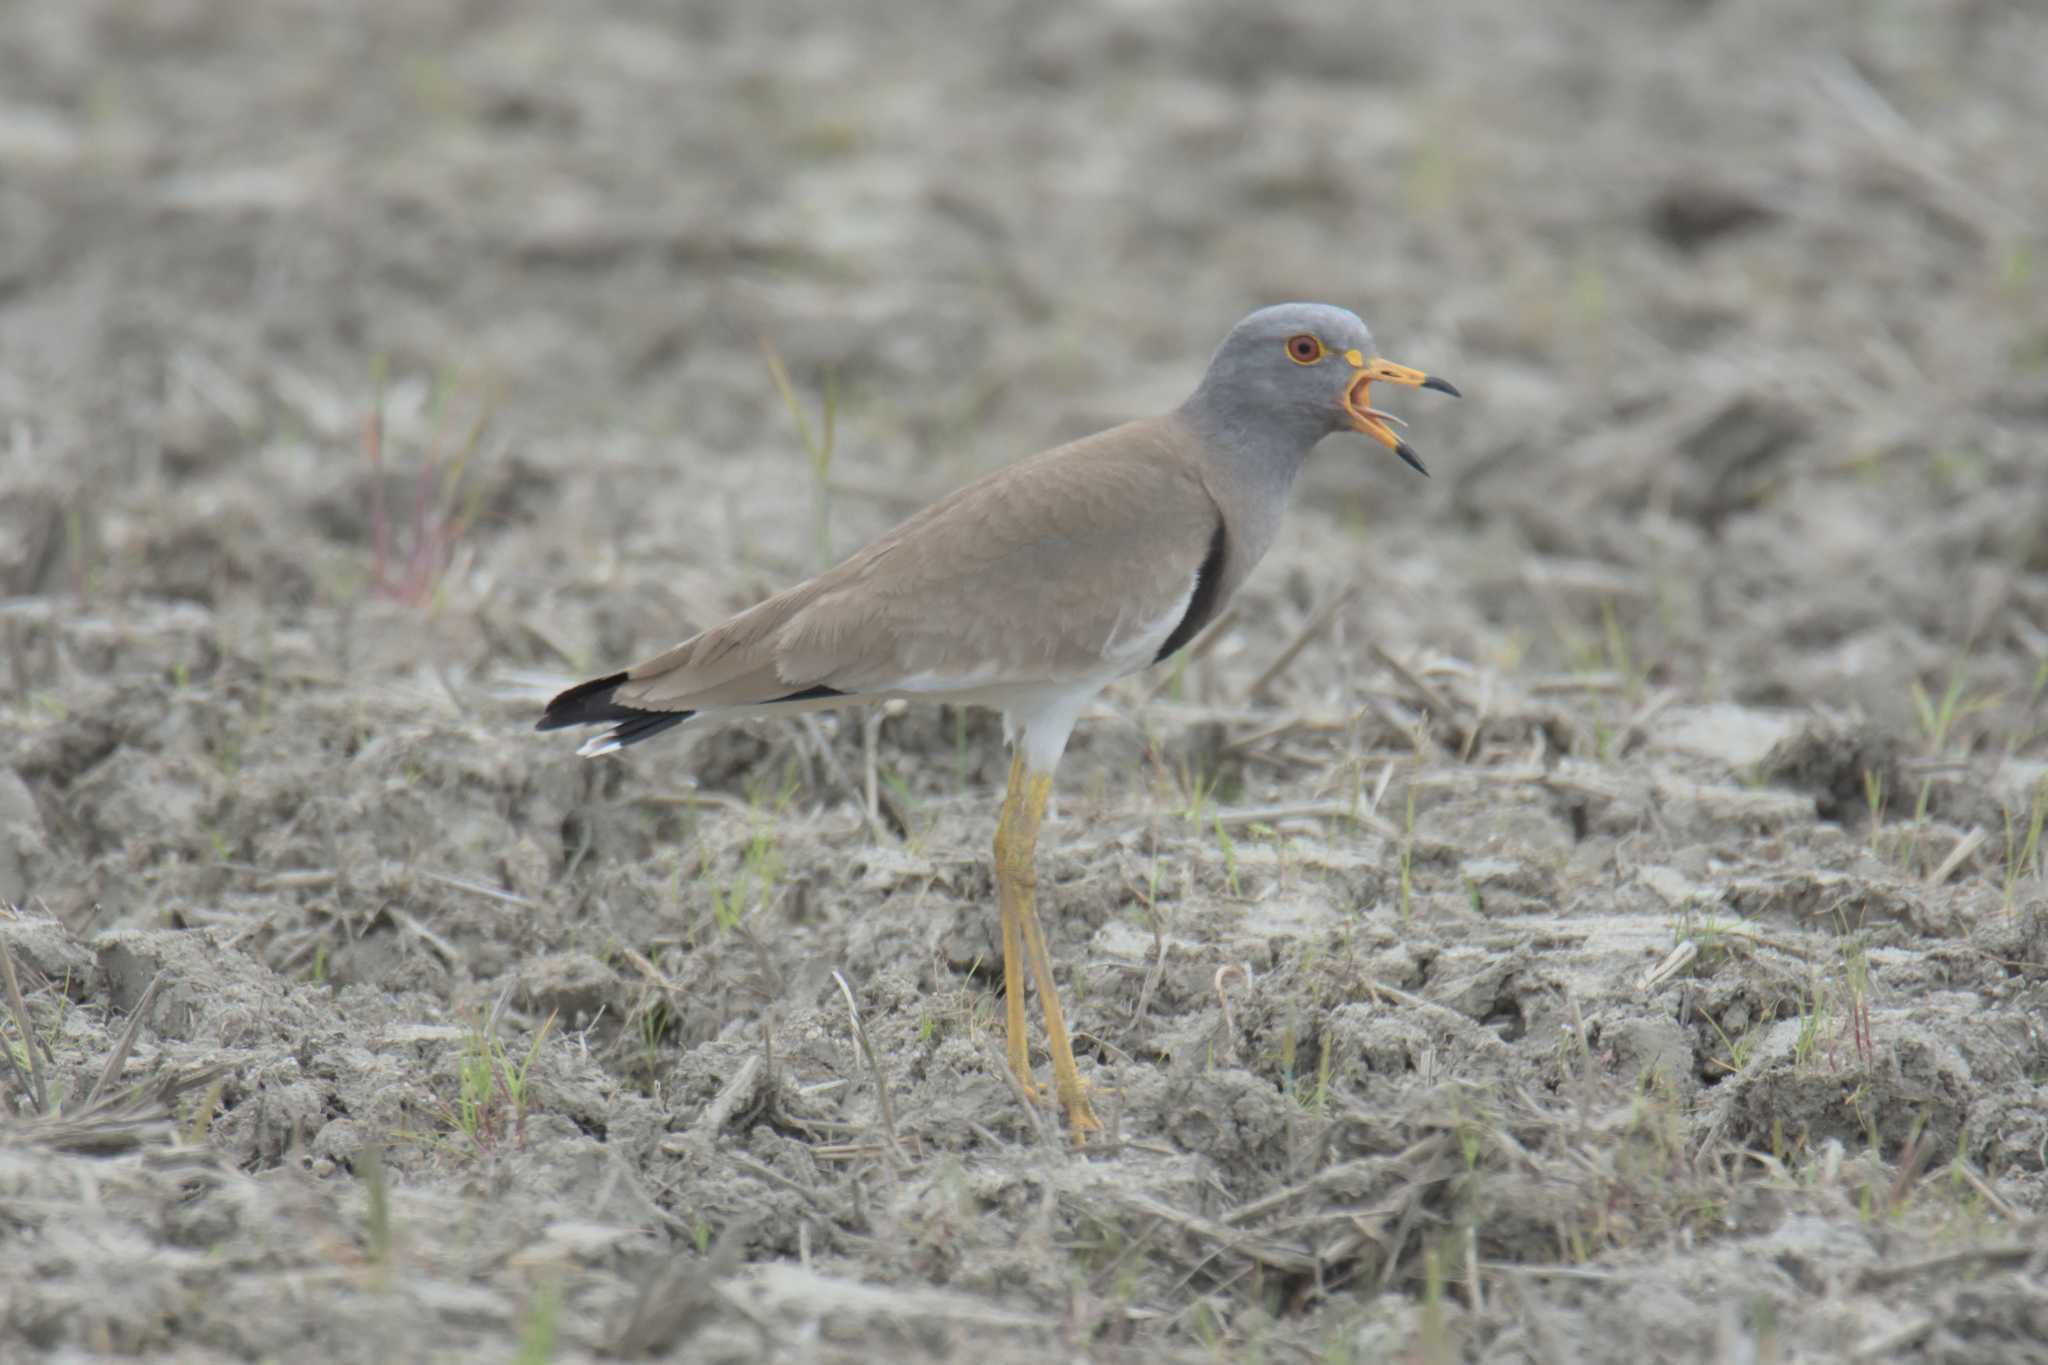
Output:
0,937,49,1116
831,970,902,1169
1244,585,1361,702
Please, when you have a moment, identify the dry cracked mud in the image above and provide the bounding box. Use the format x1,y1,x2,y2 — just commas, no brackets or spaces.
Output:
3,2,2047,1361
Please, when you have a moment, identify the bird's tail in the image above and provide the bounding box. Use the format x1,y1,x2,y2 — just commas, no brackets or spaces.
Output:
535,673,694,755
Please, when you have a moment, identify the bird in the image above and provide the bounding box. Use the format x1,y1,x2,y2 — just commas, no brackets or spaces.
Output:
538,303,1459,1137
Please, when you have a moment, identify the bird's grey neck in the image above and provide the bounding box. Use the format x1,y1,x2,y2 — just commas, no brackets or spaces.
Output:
1175,383,1326,493
1172,383,1329,590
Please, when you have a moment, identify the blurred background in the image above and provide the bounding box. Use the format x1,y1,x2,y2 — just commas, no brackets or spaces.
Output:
3,1,2046,1360
4,0,2042,714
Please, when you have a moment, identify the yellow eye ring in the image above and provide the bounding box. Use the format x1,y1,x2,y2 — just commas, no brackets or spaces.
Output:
1284,333,1324,365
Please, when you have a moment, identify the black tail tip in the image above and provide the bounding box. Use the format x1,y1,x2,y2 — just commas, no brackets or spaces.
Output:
536,672,632,732
537,672,694,752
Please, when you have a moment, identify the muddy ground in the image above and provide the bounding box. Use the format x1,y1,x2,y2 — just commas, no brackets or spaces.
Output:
4,1,2047,1360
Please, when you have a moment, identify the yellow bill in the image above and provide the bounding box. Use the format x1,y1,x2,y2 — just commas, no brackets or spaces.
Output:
1341,355,1461,476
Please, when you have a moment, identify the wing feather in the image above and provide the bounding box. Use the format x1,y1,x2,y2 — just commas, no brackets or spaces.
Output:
611,416,1222,711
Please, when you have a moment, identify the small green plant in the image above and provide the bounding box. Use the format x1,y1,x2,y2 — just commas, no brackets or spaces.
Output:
60,501,93,599
2,1030,33,1100
1792,975,1830,1071
1067,1209,1130,1277
1591,713,1617,763
362,358,491,609
361,1146,394,1287
1185,1296,1221,1352
1862,768,1888,859
636,997,672,1089
1180,762,1222,823
1308,1032,1333,1113
1631,1072,1686,1173
1897,668,1999,870
1702,1010,1756,1077
1398,786,1417,921
1458,1116,1485,1175
2001,239,2035,294
1674,902,1740,971
707,815,786,934
1245,817,1282,874
450,1009,556,1155
185,1074,226,1144
1842,945,1875,1070
1403,123,1463,219
453,1038,491,1143
1554,600,1648,760
514,1276,561,1365
1213,812,1240,897
1568,254,1611,331
760,338,839,572
211,731,242,780
2003,776,2048,912
1418,1240,1450,1365
1600,598,1643,705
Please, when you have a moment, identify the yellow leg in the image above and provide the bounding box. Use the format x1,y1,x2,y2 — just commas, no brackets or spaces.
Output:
992,756,1101,1138
993,755,1036,1097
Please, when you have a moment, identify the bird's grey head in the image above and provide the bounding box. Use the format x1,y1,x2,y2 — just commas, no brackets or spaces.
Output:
1179,302,1458,476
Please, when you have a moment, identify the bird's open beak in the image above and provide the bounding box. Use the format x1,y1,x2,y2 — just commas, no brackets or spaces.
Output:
1341,352,1461,477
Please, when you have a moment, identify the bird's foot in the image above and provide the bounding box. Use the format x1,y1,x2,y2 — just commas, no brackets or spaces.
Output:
1004,1062,1101,1140
1058,1081,1103,1140
1010,1070,1049,1108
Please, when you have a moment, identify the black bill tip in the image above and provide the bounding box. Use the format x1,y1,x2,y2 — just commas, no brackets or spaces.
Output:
1394,441,1430,477
1421,375,1461,398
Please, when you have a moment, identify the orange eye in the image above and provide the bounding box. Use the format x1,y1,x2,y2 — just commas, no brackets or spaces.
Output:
1284,333,1324,364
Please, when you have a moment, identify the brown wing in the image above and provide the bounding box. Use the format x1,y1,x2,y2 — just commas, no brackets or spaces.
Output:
610,416,1221,711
